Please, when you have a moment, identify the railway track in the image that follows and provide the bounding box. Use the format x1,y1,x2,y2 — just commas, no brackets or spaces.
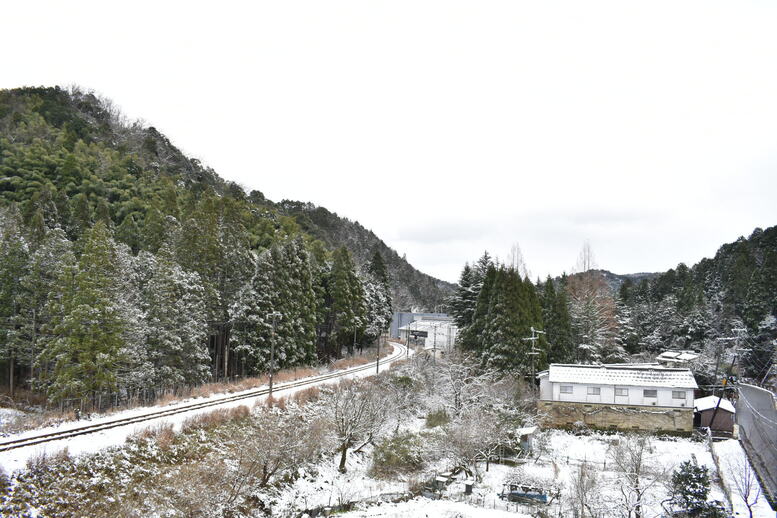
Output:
0,342,407,453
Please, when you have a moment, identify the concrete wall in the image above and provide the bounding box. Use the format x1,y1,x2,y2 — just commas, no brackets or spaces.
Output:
548,381,693,409
537,400,694,432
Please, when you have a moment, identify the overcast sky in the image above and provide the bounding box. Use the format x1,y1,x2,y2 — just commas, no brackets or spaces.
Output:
3,1,777,283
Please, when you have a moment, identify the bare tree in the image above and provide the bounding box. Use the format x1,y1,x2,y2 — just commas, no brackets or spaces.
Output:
576,241,597,273
728,452,762,518
327,380,390,473
608,434,664,518
507,242,531,279
434,406,520,480
241,403,329,486
569,461,605,518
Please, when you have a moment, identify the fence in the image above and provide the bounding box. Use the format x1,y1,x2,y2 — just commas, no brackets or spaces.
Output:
736,383,777,507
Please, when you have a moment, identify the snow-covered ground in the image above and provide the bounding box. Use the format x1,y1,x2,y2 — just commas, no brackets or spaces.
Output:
335,429,745,518
0,408,24,428
0,343,407,474
340,497,529,517
713,439,775,517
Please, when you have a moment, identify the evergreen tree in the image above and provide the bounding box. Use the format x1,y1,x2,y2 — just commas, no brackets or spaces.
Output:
541,277,575,363
458,264,496,352
330,247,365,355
38,222,127,405
116,212,141,254
142,244,210,388
670,458,725,517
481,268,526,371
368,250,393,324
16,228,73,388
0,207,30,393
450,264,477,330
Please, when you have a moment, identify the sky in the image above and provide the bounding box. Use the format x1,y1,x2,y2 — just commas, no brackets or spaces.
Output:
3,1,777,283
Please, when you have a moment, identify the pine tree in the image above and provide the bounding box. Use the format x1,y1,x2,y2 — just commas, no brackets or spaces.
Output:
670,458,725,517
16,228,73,388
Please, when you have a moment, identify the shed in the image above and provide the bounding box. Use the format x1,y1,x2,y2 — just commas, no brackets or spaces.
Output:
694,396,735,434
515,425,537,452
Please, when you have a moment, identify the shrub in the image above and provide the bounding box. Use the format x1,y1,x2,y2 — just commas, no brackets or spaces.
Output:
371,432,425,478
425,409,449,428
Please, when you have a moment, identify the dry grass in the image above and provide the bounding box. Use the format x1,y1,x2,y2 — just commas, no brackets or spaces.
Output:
26,447,71,472
0,388,48,408
330,344,394,371
293,386,321,405
3,344,395,435
263,396,287,410
131,423,176,449
180,406,250,433
0,408,77,435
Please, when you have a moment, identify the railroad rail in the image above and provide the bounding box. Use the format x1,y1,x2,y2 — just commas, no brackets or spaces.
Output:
0,342,407,453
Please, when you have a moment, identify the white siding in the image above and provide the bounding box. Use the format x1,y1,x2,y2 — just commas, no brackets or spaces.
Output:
543,382,692,408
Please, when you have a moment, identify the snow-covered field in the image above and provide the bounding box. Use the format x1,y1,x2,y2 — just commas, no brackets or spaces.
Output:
0,343,407,474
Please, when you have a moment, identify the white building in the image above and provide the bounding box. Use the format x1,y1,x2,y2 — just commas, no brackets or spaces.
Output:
537,363,699,431
398,317,457,352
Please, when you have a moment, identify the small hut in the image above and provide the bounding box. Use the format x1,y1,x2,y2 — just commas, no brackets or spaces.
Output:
694,396,735,434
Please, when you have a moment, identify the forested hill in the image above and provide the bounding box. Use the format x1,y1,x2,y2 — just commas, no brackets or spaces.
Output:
0,86,452,310
277,200,455,310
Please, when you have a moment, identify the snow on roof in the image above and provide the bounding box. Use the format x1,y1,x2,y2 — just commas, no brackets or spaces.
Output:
656,350,700,363
546,363,698,389
516,425,538,436
398,319,457,332
694,396,735,414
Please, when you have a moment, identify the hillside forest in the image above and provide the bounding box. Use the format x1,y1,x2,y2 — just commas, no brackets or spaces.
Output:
450,230,777,387
0,86,439,408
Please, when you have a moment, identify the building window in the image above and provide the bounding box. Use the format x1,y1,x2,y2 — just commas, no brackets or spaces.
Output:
672,391,686,400
615,388,628,397
560,385,573,394
587,387,601,395
643,389,657,398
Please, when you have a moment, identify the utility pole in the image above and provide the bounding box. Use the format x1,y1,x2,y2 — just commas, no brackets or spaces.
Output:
376,331,382,374
432,322,438,364
710,327,748,430
523,326,545,388
711,336,735,397
268,311,281,399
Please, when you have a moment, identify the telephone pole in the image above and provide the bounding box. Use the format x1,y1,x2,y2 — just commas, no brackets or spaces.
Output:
523,326,545,387
268,311,281,399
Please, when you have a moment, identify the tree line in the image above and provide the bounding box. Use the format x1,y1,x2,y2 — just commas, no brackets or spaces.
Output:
450,230,777,385
0,87,396,408
0,204,392,406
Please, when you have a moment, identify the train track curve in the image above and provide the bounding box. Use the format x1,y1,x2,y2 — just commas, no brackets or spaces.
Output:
0,342,408,453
